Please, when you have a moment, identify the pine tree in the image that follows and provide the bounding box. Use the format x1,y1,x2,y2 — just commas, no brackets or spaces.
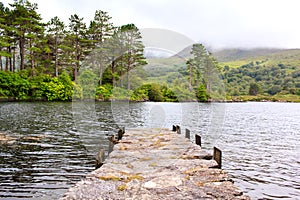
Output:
10,0,43,72
47,16,65,76
0,4,17,72
68,14,87,81
187,43,220,96
118,24,147,90
186,43,208,87
87,10,114,85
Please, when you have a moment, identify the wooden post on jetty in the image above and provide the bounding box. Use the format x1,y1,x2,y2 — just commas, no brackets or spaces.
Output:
172,125,176,131
195,134,201,147
176,125,181,134
95,148,105,169
185,128,190,139
213,147,222,169
118,127,125,140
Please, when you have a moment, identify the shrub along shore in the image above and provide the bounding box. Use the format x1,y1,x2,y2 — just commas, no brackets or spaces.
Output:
1,70,299,103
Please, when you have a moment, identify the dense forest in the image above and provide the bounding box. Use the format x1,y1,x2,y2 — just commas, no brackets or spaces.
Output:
0,0,149,101
0,0,222,102
216,49,300,101
1,0,299,102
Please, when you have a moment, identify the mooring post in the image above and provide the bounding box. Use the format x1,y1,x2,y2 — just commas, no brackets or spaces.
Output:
118,129,123,140
176,125,181,134
172,125,176,132
213,147,222,169
195,134,201,147
185,128,190,139
95,148,105,169
108,140,114,154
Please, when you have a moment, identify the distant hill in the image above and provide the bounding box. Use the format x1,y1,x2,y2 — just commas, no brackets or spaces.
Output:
142,47,300,102
172,46,300,65
212,48,284,62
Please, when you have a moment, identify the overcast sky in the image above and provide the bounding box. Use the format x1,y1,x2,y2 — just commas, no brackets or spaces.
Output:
2,0,300,49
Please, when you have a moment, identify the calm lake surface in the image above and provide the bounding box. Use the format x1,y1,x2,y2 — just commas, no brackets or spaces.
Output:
0,102,299,199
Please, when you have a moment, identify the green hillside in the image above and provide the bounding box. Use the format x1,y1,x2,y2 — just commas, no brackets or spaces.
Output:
142,48,300,102
215,48,300,68
215,48,300,101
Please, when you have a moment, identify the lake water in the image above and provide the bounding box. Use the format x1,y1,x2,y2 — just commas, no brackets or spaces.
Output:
0,102,299,199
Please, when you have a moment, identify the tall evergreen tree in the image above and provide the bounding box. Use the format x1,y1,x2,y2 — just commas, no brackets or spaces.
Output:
118,24,147,90
187,43,220,94
68,14,87,81
0,4,17,72
87,10,114,85
10,0,43,71
186,43,208,87
104,27,126,87
47,16,65,76
0,3,9,70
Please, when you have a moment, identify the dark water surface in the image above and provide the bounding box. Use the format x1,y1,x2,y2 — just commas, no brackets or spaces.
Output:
0,102,299,199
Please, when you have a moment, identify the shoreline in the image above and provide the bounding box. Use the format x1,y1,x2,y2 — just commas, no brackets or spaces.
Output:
0,97,299,103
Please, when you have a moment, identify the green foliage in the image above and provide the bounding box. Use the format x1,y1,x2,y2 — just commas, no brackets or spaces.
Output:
268,85,282,95
223,60,300,98
58,72,74,100
96,84,112,100
0,70,78,101
131,83,179,102
40,73,73,101
161,85,178,102
147,84,164,102
112,87,132,100
40,78,65,101
196,84,207,102
135,84,163,102
249,83,260,96
72,83,83,100
77,69,97,99
0,71,30,99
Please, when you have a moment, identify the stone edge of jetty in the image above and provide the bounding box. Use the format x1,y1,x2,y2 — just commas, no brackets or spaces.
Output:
61,128,250,200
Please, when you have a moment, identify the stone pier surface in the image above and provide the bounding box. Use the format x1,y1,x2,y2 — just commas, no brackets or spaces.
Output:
62,128,250,200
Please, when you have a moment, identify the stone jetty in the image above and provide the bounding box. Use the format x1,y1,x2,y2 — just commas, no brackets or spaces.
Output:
62,128,250,200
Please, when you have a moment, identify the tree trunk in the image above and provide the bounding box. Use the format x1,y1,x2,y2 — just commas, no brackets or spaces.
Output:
120,70,124,87
189,64,192,87
55,34,58,77
0,54,2,70
99,62,103,85
127,68,130,90
29,40,34,76
19,36,25,70
12,47,15,72
5,56,8,71
127,51,131,90
111,57,116,87
74,34,79,81
31,57,34,76
9,56,12,72
7,46,12,72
